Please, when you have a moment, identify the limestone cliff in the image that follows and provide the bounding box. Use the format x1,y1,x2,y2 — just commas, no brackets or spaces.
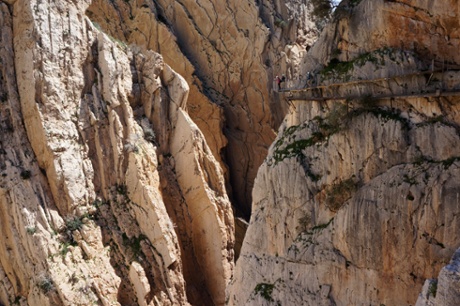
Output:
0,0,316,305
0,0,239,305
416,248,460,306
85,0,317,218
229,0,460,305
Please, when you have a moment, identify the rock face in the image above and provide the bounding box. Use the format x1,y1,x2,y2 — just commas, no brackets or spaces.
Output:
295,0,460,87
6,0,460,305
86,0,317,218
229,0,460,305
416,248,460,306
0,0,319,304
0,0,239,305
229,98,460,305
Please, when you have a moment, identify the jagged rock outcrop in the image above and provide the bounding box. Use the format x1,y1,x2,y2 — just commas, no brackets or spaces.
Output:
416,248,460,306
229,0,460,305
85,0,317,218
0,0,235,305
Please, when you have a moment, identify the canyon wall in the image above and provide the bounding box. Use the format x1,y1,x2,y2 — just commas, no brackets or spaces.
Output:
3,0,459,305
85,0,317,218
229,0,460,305
0,0,316,305
0,0,240,304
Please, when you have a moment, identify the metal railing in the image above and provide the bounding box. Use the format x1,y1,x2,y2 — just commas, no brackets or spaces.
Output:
277,68,460,101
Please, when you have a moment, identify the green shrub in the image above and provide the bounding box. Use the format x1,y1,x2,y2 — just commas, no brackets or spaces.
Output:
37,273,54,294
274,18,287,28
60,241,73,256
26,226,37,235
297,214,311,232
20,170,31,180
65,216,84,232
116,184,128,195
122,233,148,259
428,280,438,297
320,58,354,80
254,283,275,302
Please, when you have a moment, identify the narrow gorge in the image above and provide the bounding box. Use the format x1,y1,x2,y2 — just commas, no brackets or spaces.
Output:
0,0,459,306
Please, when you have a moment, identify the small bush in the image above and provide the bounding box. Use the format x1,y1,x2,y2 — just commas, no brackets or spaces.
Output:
357,94,378,109
26,226,37,235
274,18,287,28
69,272,79,284
0,92,8,103
65,216,83,232
310,218,334,232
20,170,31,180
297,214,311,232
272,103,348,164
349,107,411,130
254,283,275,302
311,0,333,21
60,241,73,256
428,279,438,298
116,184,128,195
140,119,156,144
143,130,156,144
37,273,54,294
122,233,148,259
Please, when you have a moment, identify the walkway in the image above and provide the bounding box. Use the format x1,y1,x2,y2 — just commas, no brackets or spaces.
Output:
279,68,460,101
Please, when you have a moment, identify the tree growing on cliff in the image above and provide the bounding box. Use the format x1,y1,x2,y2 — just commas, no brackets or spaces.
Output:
311,0,334,21
310,0,341,30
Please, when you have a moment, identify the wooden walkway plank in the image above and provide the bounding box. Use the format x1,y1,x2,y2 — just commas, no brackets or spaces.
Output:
278,69,460,102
